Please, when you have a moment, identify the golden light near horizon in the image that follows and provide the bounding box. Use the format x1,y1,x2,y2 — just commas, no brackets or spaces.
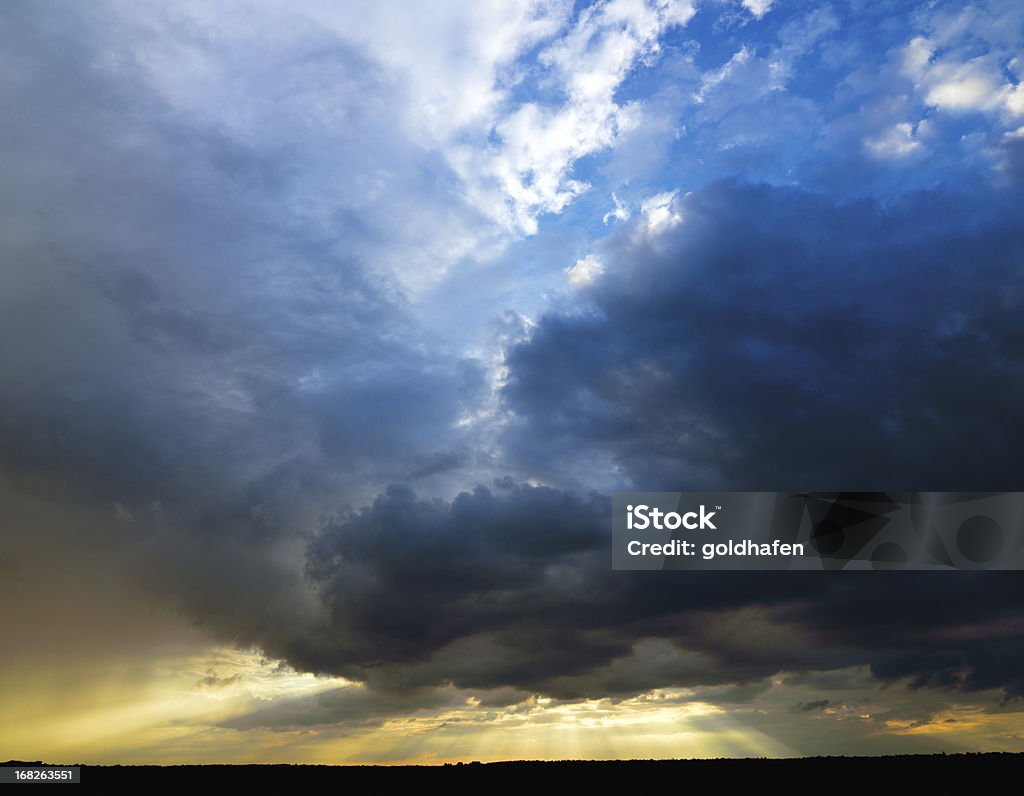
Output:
2,635,1024,762
0,645,797,765
354,693,796,765
0,647,352,764
3,642,1024,765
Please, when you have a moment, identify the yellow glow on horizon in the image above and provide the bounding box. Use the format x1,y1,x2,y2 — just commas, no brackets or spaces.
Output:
881,704,1020,741
306,689,795,765
0,647,354,764
7,645,1022,765
0,645,796,765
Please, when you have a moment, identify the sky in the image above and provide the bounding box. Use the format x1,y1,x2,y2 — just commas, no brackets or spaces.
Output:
2,0,1024,765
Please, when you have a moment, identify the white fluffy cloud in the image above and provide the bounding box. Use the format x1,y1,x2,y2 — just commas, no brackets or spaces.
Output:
922,56,1023,117
303,0,573,142
603,192,632,224
98,0,695,295
741,0,774,20
865,122,922,159
901,8,1024,123
449,0,696,234
566,253,604,286
640,190,682,235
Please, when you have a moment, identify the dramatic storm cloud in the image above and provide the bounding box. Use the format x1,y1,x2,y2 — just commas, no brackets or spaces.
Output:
502,168,1024,491
2,0,1024,763
300,482,1024,704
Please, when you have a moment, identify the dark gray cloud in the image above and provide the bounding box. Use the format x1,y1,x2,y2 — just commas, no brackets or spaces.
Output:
304,482,618,686
0,2,485,672
299,480,1024,704
465,155,1024,700
267,149,1024,701
0,3,483,510
503,164,1024,492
